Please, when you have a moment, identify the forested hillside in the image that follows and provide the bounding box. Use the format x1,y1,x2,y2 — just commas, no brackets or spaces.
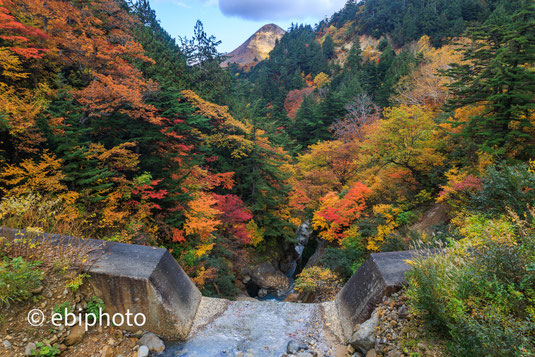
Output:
0,0,534,353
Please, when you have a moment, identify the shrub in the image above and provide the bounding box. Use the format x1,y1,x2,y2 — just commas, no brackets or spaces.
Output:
30,342,61,356
406,214,535,356
294,266,342,301
86,296,105,320
53,302,73,319
65,273,90,292
0,257,43,306
0,193,86,237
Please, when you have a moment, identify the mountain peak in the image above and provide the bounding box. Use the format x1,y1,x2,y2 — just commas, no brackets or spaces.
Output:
257,23,285,33
221,24,285,68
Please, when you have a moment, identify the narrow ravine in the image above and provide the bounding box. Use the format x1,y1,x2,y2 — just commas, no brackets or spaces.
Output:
257,221,311,301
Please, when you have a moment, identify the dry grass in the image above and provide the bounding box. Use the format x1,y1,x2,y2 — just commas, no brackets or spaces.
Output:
0,193,102,272
0,228,101,273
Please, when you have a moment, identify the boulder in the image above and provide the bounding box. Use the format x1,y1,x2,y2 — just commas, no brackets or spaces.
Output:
284,293,300,302
287,340,308,354
25,342,36,356
138,345,149,357
138,332,165,354
349,310,378,353
249,262,290,294
258,288,268,298
65,325,85,346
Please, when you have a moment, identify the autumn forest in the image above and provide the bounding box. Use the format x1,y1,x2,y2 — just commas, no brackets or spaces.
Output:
0,0,534,353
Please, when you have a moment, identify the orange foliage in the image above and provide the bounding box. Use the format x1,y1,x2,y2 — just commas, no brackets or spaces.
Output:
312,182,371,243
183,192,221,241
294,139,360,209
284,87,314,119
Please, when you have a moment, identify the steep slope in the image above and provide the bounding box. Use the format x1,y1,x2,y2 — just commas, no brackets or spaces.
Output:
221,24,285,68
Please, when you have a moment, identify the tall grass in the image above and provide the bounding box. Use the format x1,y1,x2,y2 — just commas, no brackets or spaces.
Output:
405,212,535,356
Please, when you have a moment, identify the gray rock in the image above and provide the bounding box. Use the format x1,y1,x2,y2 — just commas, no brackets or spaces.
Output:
138,345,149,357
287,340,308,354
2,340,12,349
249,262,290,293
138,332,165,354
349,310,378,353
25,342,36,356
398,306,409,319
258,288,268,298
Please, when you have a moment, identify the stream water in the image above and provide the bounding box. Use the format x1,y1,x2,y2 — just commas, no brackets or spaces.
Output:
258,221,311,302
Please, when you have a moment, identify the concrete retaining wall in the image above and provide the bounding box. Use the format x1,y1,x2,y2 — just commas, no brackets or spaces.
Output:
334,250,418,341
1,226,425,343
0,227,202,340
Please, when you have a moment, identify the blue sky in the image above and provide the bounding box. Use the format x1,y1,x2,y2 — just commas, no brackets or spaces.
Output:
149,0,347,53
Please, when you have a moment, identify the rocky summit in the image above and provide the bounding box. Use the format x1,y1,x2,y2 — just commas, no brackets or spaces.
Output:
221,24,285,68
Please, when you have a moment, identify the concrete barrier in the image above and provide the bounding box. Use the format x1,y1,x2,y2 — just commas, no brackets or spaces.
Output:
0,227,202,340
334,250,418,341
1,226,427,343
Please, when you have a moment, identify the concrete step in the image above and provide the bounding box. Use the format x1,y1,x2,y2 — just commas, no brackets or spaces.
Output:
162,297,345,356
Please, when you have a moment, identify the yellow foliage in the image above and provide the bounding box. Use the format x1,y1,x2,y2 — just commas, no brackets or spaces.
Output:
181,90,254,159
0,152,67,196
394,36,463,108
367,204,401,251
364,105,444,176
294,266,341,300
454,214,516,247
440,105,485,135
313,72,330,88
190,266,218,288
194,243,215,258
87,142,139,171
0,48,29,80
246,220,264,247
